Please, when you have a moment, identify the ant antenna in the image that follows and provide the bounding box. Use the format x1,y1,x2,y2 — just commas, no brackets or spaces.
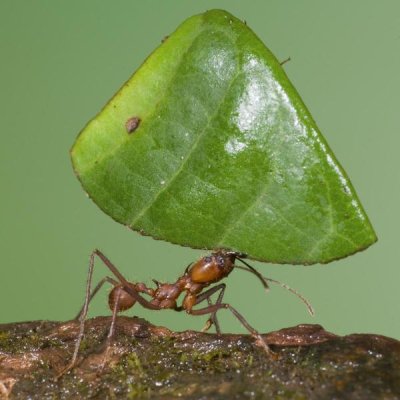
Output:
236,256,269,291
235,259,314,316
263,276,314,316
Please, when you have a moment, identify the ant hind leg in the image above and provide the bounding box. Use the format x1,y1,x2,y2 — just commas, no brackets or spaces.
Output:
57,250,123,379
56,250,100,379
57,249,161,380
74,276,118,321
97,287,122,372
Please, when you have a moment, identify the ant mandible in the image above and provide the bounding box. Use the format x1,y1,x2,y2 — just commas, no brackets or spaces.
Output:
61,248,313,376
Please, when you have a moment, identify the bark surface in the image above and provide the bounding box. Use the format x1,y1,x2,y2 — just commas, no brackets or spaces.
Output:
0,317,399,399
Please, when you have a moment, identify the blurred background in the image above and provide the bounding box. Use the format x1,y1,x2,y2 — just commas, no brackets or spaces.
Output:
0,1,398,339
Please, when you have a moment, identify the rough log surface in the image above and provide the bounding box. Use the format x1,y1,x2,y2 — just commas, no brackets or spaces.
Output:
0,317,399,399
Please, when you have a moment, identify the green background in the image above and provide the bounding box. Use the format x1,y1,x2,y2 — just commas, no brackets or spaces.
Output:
0,1,398,339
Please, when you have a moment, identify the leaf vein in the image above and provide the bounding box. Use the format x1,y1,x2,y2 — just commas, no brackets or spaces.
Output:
129,69,242,226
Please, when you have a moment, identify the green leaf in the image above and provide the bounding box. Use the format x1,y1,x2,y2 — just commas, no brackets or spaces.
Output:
71,9,377,264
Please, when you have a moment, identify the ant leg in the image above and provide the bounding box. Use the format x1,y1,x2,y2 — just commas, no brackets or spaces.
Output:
93,249,160,311
56,250,101,379
189,302,273,356
194,284,227,334
202,297,218,333
74,276,118,320
58,250,160,379
98,287,122,372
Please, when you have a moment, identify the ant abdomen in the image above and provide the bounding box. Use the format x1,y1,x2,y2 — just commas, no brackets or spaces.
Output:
108,285,136,312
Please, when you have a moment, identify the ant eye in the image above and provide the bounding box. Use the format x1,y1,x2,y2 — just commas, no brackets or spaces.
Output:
204,256,212,263
216,256,225,267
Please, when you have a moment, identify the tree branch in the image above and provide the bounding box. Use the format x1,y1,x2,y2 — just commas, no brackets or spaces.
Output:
0,317,399,399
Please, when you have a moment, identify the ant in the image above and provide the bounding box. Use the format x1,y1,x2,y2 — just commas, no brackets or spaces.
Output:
59,249,313,377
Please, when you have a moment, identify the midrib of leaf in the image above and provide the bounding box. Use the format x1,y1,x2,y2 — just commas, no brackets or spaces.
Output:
129,68,241,227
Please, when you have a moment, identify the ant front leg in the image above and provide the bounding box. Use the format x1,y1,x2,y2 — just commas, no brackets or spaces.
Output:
189,302,274,356
194,284,226,334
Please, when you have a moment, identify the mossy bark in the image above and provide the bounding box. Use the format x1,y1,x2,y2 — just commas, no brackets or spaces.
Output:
0,317,399,399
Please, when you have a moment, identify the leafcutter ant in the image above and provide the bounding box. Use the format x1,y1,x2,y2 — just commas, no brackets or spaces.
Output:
59,249,313,376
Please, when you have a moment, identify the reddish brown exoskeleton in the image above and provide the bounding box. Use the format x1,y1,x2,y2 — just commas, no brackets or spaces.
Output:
59,249,313,376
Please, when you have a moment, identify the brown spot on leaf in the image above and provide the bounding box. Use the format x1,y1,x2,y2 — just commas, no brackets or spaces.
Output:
125,117,141,134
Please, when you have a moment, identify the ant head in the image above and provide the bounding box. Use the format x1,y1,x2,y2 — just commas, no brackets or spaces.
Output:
212,249,246,264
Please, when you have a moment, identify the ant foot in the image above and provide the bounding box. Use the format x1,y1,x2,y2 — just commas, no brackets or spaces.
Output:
253,334,279,359
54,362,75,382
201,319,213,332
96,345,113,374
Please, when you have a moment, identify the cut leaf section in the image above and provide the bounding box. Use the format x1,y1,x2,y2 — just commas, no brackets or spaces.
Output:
71,9,377,264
